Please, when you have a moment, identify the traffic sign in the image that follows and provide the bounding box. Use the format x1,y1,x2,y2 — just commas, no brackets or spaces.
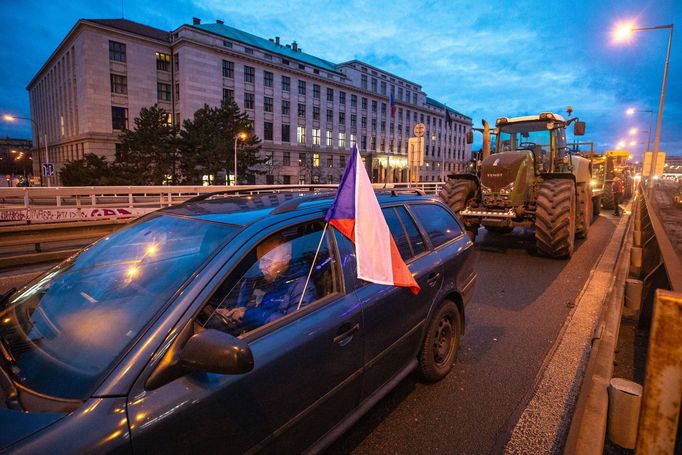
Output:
413,123,425,138
42,163,54,177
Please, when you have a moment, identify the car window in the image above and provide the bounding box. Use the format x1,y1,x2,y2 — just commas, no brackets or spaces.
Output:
382,207,412,260
410,204,463,248
201,220,338,336
395,206,427,256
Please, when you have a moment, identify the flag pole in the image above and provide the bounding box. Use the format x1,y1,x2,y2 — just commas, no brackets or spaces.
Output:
296,222,329,311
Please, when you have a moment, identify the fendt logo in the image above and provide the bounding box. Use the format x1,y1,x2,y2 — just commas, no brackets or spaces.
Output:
487,173,503,177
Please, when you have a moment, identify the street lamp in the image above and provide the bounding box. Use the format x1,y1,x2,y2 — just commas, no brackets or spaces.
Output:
617,140,626,149
232,131,247,186
625,107,654,153
3,114,49,186
615,21,674,191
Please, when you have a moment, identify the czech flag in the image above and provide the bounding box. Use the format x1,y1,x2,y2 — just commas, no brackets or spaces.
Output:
325,144,420,294
389,93,396,118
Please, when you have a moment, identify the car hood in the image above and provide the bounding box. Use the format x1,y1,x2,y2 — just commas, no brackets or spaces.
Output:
0,408,65,450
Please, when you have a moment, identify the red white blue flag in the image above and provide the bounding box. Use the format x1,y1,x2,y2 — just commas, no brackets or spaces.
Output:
389,93,396,118
325,145,420,294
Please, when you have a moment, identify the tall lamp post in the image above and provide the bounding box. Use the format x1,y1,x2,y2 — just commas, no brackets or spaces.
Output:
232,131,247,186
3,114,50,186
614,22,674,192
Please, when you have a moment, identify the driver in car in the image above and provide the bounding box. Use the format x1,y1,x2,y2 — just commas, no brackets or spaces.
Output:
213,233,316,333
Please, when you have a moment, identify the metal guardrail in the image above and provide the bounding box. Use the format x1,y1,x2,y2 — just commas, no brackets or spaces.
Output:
0,183,444,225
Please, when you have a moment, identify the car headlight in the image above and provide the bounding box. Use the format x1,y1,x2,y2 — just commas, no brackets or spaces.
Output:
499,182,515,195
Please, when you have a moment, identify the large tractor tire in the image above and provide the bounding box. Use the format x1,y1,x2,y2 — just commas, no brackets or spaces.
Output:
592,195,602,216
601,182,614,210
439,178,476,214
576,183,591,239
535,179,576,258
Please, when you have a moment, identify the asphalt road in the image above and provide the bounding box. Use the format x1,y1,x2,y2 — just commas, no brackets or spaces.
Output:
0,211,620,455
327,211,620,455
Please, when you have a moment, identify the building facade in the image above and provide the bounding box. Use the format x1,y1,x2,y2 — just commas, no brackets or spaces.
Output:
27,18,472,185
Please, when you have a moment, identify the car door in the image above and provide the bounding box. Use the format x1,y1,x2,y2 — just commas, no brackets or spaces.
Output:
127,218,364,454
353,205,443,399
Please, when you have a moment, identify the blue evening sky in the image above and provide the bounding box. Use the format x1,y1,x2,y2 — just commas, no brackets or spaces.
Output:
1,0,680,158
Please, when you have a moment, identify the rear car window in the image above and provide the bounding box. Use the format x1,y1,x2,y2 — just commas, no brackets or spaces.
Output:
395,206,427,256
382,207,412,260
410,203,463,248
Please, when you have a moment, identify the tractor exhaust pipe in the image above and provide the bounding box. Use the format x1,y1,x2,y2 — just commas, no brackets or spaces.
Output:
481,119,491,160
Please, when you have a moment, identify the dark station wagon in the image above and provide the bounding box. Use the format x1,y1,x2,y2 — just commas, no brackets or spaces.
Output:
0,189,477,454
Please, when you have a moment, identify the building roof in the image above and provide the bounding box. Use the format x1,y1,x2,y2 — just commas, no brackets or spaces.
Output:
86,19,170,42
425,97,469,119
190,22,341,74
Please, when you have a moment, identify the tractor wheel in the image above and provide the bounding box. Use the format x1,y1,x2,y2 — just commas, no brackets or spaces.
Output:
439,178,476,214
592,196,601,216
601,183,614,209
576,183,591,239
535,179,576,258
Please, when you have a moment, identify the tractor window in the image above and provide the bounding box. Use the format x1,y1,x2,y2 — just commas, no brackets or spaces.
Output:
498,121,552,172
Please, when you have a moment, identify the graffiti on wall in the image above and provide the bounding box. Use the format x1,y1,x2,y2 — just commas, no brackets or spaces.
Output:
0,207,153,223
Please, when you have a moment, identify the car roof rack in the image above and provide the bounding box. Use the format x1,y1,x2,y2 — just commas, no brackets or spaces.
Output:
184,185,337,203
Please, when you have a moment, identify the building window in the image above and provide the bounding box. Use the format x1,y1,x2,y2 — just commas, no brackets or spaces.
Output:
264,70,273,87
326,130,333,147
381,103,387,115
372,100,378,113
264,96,273,112
283,151,291,165
111,106,128,130
297,126,306,144
313,106,320,121
326,109,333,123
313,84,320,99
326,88,334,102
361,135,367,150
157,83,171,101
339,112,345,124
380,81,387,95
283,175,291,184
313,128,321,145
156,52,171,71
244,65,255,83
244,47,254,55
282,100,290,115
299,152,306,166
351,94,357,108
298,80,306,95
327,156,334,168
361,117,367,128
313,153,320,167
173,53,179,71
109,41,126,62
282,124,291,143
281,75,290,91
339,132,346,148
398,87,403,101
413,93,417,104
361,74,368,90
222,60,234,78
339,91,346,105
350,114,357,128
350,133,357,147
264,122,273,140
298,103,306,117
371,119,377,131
340,154,346,168
312,175,320,184
244,92,255,109
266,175,274,185
110,74,127,94
175,84,180,101
371,78,377,93
223,88,233,101
362,97,368,110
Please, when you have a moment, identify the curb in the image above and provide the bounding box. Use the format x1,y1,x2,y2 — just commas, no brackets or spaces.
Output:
503,200,634,454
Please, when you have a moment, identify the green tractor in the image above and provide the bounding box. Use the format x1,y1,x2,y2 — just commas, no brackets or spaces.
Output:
440,112,591,258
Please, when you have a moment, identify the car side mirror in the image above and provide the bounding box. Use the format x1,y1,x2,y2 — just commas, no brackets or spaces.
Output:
574,121,586,136
180,329,254,375
466,131,473,144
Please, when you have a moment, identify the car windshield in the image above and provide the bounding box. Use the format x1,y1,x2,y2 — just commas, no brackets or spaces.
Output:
498,121,552,153
0,214,237,400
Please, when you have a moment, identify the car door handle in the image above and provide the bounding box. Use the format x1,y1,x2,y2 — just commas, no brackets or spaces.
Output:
427,272,441,287
333,323,360,346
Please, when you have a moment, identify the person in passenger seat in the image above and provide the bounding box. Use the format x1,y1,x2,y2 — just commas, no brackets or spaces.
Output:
215,233,317,332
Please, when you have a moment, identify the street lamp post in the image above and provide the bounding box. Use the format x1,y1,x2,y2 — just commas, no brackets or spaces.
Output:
626,108,654,154
232,132,247,186
3,114,49,186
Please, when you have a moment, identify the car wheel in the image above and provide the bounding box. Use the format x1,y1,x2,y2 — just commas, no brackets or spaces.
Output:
419,300,461,382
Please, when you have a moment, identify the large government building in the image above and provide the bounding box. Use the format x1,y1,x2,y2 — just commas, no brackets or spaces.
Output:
27,18,472,185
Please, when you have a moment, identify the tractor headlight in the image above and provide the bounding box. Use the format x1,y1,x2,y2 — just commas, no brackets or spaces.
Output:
590,179,598,187
481,184,492,195
499,182,515,195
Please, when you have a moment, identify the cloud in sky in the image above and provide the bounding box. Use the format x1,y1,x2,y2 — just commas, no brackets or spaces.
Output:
0,0,680,157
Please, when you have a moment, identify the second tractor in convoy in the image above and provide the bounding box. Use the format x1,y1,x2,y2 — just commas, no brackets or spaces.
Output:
440,111,591,258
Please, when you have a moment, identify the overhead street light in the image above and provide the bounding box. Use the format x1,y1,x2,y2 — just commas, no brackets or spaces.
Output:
614,21,674,191
2,113,50,186
625,107,654,154
232,131,248,186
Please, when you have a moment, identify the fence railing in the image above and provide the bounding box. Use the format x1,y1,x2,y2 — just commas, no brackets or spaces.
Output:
0,182,444,225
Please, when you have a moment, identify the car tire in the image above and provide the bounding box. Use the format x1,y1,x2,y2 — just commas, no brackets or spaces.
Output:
418,300,462,383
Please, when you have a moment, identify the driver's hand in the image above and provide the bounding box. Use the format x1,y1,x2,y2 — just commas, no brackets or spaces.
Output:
218,306,246,322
